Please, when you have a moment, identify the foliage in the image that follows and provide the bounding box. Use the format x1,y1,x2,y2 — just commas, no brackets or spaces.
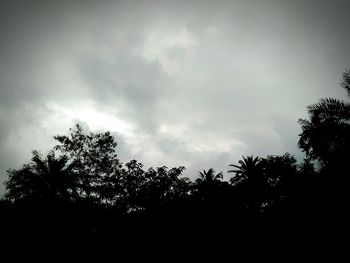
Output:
298,70,350,167
119,160,188,213
195,168,223,185
228,155,263,186
54,124,123,204
4,151,80,206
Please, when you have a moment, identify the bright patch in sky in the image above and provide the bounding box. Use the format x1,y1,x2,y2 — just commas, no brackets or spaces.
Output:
45,101,134,134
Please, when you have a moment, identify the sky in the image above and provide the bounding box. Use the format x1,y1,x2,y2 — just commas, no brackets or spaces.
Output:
0,0,349,194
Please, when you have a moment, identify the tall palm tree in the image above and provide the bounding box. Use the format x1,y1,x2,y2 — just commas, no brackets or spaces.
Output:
298,69,350,165
4,151,80,206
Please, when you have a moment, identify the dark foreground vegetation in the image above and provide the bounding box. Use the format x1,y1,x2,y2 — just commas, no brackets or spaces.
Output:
1,70,350,257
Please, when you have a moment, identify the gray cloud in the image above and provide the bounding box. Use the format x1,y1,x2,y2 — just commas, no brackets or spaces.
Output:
1,0,350,194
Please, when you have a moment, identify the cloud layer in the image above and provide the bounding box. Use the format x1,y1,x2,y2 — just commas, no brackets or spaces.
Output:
1,0,350,193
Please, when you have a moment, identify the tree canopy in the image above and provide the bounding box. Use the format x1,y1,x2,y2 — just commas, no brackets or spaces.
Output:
298,70,350,169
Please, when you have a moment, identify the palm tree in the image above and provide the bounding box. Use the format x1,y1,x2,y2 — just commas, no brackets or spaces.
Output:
195,168,223,185
194,168,224,214
298,69,350,166
228,155,262,185
4,151,80,206
228,156,269,212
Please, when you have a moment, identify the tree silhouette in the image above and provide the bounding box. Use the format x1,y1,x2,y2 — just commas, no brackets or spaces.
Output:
193,168,231,217
136,165,187,213
298,69,350,220
4,151,80,206
259,153,298,210
228,156,268,212
298,70,350,168
228,156,262,185
54,124,123,206
195,168,223,185
261,153,297,187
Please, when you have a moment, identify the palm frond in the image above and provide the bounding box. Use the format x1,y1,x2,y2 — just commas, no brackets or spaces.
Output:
214,171,223,180
341,69,350,97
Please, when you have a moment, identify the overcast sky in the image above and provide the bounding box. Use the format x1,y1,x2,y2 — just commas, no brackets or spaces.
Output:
0,0,349,193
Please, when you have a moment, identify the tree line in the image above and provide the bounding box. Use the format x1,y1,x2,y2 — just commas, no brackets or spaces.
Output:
1,70,349,255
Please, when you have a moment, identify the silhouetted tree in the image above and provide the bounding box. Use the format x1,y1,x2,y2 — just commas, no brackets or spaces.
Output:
138,165,188,213
228,156,268,212
229,156,264,184
262,154,297,187
118,159,145,213
119,160,188,213
298,69,350,170
194,168,224,200
297,158,317,178
193,169,231,216
196,168,223,185
298,69,350,219
4,151,80,206
54,124,123,206
259,153,298,209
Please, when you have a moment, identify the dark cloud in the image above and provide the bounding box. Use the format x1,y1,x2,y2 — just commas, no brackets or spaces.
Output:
1,0,349,194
